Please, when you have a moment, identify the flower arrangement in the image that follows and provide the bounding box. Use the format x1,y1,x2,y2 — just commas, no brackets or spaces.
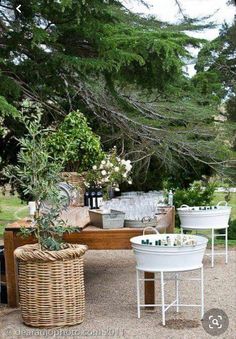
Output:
85,147,132,194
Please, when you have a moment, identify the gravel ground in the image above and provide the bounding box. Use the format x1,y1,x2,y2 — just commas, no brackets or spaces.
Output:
1,249,236,339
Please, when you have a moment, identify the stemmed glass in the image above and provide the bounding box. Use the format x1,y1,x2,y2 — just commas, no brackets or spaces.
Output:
100,192,164,221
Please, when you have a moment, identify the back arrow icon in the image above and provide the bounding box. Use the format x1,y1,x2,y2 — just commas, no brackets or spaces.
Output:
16,5,21,13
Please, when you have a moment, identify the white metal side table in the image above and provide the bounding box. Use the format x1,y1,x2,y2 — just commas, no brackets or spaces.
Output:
180,225,228,268
136,265,204,326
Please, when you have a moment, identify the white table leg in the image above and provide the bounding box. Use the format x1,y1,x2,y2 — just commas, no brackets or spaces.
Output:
161,271,165,326
225,227,228,264
136,269,141,318
201,266,204,319
175,273,179,312
211,228,214,268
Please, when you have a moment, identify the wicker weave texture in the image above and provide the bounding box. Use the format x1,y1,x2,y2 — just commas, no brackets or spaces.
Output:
60,172,81,186
61,172,86,206
15,244,87,327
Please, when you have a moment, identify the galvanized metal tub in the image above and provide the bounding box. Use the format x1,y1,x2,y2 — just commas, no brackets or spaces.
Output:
124,217,157,228
130,234,208,272
177,202,231,230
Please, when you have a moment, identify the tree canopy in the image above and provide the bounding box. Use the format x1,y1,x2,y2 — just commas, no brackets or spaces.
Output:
0,0,234,186
195,18,236,180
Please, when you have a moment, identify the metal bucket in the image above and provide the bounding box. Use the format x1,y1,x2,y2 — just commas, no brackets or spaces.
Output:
124,217,157,228
177,202,231,230
130,231,208,272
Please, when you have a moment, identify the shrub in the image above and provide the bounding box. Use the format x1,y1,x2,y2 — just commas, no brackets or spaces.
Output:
173,180,216,208
173,180,217,227
228,219,236,240
46,110,103,172
218,218,236,240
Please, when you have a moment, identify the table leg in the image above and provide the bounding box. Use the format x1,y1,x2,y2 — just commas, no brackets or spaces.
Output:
225,227,228,264
175,273,179,312
144,272,155,310
211,228,214,268
201,266,204,319
166,207,175,233
4,231,18,307
161,271,165,326
136,269,141,318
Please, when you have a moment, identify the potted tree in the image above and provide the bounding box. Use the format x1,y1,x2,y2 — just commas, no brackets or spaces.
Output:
5,101,87,327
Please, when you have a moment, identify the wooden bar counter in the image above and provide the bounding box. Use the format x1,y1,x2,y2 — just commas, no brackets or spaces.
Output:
4,207,175,307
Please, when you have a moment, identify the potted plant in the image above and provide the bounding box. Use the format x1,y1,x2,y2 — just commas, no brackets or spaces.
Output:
4,101,87,327
85,147,133,200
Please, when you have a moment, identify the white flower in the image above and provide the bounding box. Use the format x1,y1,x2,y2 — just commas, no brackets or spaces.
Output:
120,159,132,171
105,177,109,182
99,164,103,169
92,165,97,170
128,180,132,185
101,170,107,176
114,187,120,191
125,160,132,171
101,160,106,165
114,166,119,172
123,173,127,178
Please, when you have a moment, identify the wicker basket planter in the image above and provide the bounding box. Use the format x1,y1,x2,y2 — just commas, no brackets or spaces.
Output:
14,243,88,328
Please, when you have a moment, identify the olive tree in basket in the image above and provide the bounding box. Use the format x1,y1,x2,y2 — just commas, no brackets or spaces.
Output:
4,100,87,327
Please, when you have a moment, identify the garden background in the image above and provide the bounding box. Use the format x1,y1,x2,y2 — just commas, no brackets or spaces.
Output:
0,0,235,242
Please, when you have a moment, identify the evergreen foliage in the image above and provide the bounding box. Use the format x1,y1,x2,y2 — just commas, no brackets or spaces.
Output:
195,18,236,180
0,1,234,184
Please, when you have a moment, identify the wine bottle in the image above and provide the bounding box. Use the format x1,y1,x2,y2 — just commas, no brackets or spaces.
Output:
90,187,96,209
84,190,90,207
168,190,173,206
96,187,103,208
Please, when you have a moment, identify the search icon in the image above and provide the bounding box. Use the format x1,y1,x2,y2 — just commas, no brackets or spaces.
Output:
212,318,219,327
206,309,227,334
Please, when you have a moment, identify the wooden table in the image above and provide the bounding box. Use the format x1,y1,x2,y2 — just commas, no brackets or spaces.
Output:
4,207,175,307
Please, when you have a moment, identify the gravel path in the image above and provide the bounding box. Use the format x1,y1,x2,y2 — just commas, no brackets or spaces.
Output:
1,250,236,339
